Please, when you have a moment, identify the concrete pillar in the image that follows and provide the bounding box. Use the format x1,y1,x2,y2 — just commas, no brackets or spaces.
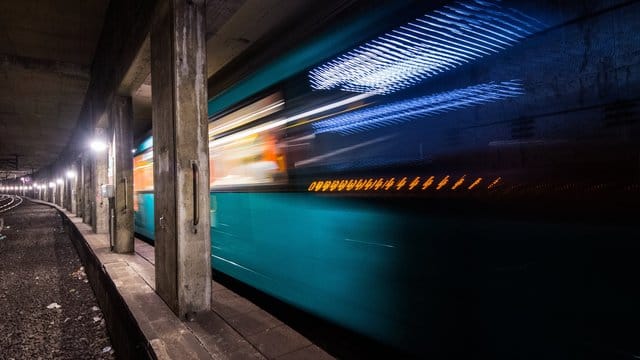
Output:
70,159,81,216
69,163,78,214
151,0,211,317
57,177,64,207
64,169,72,211
74,159,82,217
112,96,134,253
93,128,109,234
51,182,55,203
82,154,92,224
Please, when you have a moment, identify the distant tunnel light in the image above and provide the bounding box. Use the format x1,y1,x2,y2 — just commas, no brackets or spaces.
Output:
90,139,108,152
308,0,544,94
66,170,77,179
56,178,63,184
49,182,56,188
313,80,523,134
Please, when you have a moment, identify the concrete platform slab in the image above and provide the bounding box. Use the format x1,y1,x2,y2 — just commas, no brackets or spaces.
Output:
30,199,334,360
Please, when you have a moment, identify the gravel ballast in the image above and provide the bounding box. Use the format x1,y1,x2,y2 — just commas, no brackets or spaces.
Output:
0,200,115,359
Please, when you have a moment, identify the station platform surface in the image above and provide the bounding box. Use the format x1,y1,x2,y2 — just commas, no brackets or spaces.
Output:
22,198,337,360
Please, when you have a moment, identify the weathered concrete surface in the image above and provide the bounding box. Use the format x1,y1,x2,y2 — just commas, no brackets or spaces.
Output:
0,1,109,179
151,0,211,317
75,158,83,218
82,154,92,225
36,201,262,359
113,96,134,253
0,200,114,359
92,128,109,235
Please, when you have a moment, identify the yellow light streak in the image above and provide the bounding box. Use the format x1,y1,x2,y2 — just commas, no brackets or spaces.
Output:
409,177,420,190
374,178,385,190
488,177,501,189
451,175,466,190
396,177,407,190
468,178,482,190
384,178,395,190
436,175,450,190
364,179,374,190
422,176,435,190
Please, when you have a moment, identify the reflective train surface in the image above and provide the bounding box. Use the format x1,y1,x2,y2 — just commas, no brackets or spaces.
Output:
133,1,640,357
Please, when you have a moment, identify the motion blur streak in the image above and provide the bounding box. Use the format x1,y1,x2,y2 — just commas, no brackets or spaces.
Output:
308,0,544,94
313,80,523,134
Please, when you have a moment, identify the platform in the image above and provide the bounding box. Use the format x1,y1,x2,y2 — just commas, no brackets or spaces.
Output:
30,198,334,360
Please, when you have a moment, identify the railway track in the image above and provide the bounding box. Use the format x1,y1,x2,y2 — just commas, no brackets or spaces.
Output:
0,195,24,214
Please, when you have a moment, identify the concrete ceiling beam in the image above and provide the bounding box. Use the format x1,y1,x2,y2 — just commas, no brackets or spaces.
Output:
0,53,90,81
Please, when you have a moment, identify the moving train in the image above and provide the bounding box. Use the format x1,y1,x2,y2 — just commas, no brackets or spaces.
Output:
134,1,640,356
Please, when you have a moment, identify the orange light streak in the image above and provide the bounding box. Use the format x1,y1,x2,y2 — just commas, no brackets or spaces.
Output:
409,177,420,190
422,176,435,190
468,178,482,190
451,175,466,190
488,177,501,189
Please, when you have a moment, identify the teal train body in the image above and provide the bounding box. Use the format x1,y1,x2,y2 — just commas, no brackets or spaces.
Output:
133,1,640,357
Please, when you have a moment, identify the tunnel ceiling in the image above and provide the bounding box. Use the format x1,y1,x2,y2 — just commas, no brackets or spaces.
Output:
0,0,357,180
0,0,110,180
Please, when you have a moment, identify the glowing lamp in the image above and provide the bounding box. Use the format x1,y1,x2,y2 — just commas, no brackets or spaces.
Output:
90,139,108,152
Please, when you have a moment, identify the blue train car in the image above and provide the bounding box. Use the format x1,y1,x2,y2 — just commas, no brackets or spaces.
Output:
134,1,640,356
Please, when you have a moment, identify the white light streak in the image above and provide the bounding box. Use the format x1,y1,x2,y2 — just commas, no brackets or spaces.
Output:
308,0,544,94
313,80,523,134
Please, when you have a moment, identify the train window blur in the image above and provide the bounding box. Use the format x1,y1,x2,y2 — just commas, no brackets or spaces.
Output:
132,149,153,211
208,93,287,188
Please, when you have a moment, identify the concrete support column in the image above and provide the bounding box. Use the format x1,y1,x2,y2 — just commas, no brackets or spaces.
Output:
75,158,83,217
92,128,109,234
112,96,134,253
64,169,72,211
82,155,92,224
69,163,78,214
75,160,84,218
63,177,68,209
52,182,56,203
57,177,64,207
151,0,211,317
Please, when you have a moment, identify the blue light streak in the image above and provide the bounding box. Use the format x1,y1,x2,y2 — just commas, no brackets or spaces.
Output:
308,1,544,94
136,136,153,154
312,80,523,135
